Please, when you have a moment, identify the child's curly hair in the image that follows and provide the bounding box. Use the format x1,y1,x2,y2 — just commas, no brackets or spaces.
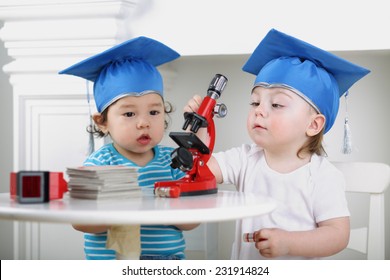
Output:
87,101,174,138
298,127,327,158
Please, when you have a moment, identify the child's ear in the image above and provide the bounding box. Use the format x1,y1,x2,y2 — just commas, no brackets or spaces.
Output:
92,113,108,134
307,114,325,136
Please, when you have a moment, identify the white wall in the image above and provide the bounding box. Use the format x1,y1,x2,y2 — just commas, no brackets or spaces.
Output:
130,0,390,54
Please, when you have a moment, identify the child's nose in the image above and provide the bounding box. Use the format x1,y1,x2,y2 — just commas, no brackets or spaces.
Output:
255,104,268,117
137,116,150,128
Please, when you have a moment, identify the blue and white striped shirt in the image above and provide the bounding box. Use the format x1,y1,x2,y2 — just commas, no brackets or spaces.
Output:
83,143,185,260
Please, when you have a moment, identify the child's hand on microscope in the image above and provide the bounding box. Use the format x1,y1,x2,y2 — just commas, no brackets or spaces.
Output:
184,95,203,113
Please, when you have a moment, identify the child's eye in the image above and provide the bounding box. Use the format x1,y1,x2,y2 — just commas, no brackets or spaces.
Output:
250,102,260,107
150,110,160,116
272,103,283,108
124,112,135,117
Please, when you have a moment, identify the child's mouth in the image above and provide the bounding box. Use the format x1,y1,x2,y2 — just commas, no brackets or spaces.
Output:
254,124,266,130
137,134,151,145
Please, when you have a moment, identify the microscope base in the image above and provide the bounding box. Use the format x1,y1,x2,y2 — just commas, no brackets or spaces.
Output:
180,188,218,196
154,178,217,198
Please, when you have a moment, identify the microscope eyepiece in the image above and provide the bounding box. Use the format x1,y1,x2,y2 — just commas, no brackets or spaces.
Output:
207,74,228,99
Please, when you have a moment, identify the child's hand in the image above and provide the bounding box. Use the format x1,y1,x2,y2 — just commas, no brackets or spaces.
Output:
183,94,210,146
254,228,290,258
184,95,203,113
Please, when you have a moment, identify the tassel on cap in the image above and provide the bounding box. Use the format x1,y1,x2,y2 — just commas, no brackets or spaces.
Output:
86,80,95,156
342,91,352,154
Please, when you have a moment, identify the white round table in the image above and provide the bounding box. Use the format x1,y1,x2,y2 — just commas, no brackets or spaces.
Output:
0,190,276,225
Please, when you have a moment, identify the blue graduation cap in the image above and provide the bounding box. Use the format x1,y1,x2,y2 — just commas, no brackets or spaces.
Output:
242,29,370,133
59,36,180,112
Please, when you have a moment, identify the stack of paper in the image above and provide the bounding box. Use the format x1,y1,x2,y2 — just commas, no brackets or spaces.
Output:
66,166,140,199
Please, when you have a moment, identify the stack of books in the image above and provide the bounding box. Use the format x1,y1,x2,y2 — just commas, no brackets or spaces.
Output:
66,166,140,199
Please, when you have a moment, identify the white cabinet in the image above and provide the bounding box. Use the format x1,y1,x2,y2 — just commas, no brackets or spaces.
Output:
0,0,134,259
14,97,103,259
23,98,100,172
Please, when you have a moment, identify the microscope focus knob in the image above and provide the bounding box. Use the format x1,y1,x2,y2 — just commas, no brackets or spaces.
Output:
214,103,228,118
170,147,194,171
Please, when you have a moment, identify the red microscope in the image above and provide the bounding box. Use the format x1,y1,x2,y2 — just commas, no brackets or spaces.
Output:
154,74,228,198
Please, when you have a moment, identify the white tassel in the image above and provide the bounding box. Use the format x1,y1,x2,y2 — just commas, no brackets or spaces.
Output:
342,117,352,154
86,80,95,156
342,91,352,154
88,116,95,156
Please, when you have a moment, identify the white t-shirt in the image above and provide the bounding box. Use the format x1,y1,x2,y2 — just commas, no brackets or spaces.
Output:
214,144,350,260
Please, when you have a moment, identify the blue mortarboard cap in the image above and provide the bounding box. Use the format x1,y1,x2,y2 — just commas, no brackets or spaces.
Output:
242,29,370,133
59,36,180,112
